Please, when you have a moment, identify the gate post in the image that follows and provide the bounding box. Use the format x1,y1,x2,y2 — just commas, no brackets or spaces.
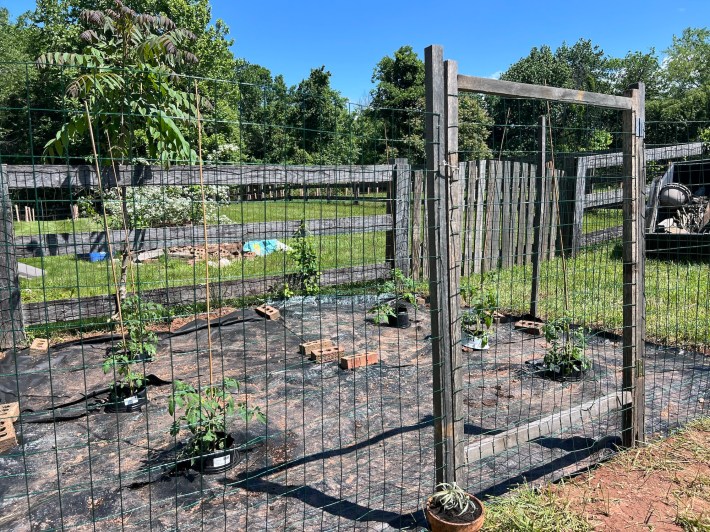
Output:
621,83,646,447
425,45,465,484
0,164,25,349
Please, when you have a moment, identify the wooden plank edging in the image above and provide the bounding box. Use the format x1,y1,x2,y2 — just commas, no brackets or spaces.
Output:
22,262,390,325
465,391,630,463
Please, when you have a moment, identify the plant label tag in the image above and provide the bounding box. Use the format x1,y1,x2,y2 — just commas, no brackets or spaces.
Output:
124,396,139,406
213,455,230,467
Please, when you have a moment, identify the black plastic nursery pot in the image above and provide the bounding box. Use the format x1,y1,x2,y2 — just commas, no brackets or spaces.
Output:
191,433,240,474
105,385,148,413
387,306,410,328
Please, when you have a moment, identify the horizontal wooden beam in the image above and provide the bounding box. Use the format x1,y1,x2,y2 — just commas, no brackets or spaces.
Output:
23,262,390,325
465,391,630,463
457,75,632,110
578,142,704,169
4,163,397,189
15,214,391,259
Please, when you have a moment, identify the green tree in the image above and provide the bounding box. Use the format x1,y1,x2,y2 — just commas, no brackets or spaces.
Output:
37,0,199,164
368,45,425,162
288,66,354,164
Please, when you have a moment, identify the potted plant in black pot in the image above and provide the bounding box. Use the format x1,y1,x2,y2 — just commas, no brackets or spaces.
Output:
368,269,419,328
103,295,164,412
461,290,496,350
168,378,265,474
103,343,149,412
425,482,485,531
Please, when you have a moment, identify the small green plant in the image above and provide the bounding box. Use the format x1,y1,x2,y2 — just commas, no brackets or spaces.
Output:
461,290,496,347
430,482,476,517
168,378,265,461
289,222,320,295
369,301,397,325
542,317,590,376
119,295,165,360
382,268,418,304
103,343,146,396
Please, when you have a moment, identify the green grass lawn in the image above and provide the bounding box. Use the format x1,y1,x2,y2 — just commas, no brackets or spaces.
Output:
464,240,710,347
13,197,387,236
20,231,387,303
582,208,622,234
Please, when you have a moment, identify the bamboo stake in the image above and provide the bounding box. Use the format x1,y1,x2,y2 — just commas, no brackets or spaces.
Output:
545,102,570,311
194,81,214,386
84,100,126,341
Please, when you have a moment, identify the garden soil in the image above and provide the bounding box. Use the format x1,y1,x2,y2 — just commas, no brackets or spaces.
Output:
0,296,707,530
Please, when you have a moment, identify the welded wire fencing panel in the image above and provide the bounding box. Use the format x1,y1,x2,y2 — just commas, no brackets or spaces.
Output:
455,92,639,496
0,63,440,530
643,120,710,438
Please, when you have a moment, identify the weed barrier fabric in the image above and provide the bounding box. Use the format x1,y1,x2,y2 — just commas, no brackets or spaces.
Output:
0,296,706,530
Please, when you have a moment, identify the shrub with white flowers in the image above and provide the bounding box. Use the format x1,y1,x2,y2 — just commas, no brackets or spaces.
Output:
87,185,231,229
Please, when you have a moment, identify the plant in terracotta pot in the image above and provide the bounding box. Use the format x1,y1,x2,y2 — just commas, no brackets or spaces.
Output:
461,290,496,350
541,316,590,379
425,482,485,531
168,378,265,474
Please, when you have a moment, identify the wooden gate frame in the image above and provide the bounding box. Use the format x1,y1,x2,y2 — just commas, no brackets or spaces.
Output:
424,44,645,484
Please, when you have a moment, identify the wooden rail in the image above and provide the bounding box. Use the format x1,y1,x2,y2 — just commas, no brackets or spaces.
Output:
465,392,630,462
15,214,392,259
4,163,396,189
23,263,390,325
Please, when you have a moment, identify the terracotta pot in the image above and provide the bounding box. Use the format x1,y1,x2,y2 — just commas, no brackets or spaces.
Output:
425,494,485,532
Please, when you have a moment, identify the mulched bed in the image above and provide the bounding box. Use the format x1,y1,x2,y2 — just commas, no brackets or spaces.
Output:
0,296,707,530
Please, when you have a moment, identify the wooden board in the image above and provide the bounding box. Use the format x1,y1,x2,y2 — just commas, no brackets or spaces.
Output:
16,214,391,259
577,142,703,170
4,163,398,189
410,170,424,280
465,392,631,463
472,160,486,275
457,74,633,110
22,262,390,326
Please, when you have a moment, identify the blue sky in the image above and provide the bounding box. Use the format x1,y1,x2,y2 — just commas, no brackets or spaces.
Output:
3,0,709,103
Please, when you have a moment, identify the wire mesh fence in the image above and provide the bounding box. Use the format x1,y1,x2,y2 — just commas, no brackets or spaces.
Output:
0,54,708,531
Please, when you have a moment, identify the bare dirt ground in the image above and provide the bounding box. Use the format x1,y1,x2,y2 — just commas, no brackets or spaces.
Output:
550,419,710,531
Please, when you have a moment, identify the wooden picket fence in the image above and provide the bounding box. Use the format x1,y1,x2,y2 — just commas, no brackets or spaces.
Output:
410,159,564,279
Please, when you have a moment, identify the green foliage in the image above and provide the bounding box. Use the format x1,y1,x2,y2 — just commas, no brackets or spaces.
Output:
37,0,199,165
430,482,476,517
542,317,590,375
103,344,146,394
289,222,320,295
96,184,230,229
369,302,396,325
103,294,164,393
382,268,418,304
168,378,265,459
461,287,496,346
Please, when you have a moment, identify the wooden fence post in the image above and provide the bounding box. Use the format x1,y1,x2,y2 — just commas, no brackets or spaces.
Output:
622,83,646,448
395,158,411,275
411,170,424,280
386,158,411,275
0,164,25,349
425,45,465,485
530,116,546,318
